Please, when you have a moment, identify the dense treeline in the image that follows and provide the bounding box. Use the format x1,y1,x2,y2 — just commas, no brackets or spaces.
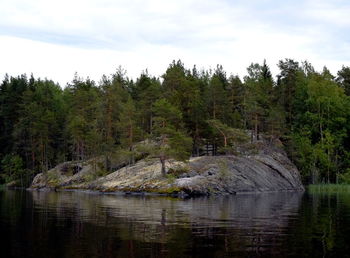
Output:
1,60,350,186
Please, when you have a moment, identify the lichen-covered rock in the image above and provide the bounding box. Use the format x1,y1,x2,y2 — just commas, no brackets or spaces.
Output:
30,141,304,195
30,160,100,189
175,154,304,195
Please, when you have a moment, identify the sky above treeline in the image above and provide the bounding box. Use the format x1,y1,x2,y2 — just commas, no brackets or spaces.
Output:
0,0,349,86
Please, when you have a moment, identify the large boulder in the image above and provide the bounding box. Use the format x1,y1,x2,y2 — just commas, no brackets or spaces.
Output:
30,160,101,189
30,140,304,195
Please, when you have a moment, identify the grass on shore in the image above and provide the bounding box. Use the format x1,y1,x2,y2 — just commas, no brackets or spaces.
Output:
308,184,350,194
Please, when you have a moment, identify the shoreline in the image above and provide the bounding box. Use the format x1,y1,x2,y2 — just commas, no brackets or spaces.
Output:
24,186,305,198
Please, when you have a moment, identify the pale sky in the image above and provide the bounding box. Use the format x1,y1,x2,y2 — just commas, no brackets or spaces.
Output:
0,0,349,86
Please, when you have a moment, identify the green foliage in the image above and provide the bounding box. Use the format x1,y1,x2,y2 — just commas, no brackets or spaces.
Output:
339,169,350,184
337,66,350,96
149,98,192,175
288,65,350,184
133,72,162,135
168,131,193,161
208,119,249,154
244,60,274,139
0,59,349,185
207,68,229,121
218,159,229,180
0,154,24,183
167,165,190,177
65,75,101,161
82,173,95,182
166,173,176,184
308,184,350,194
47,171,60,186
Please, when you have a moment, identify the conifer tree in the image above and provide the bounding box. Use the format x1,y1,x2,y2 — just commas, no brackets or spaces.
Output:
65,75,100,161
337,66,350,96
118,97,142,164
133,72,162,135
244,61,273,141
149,99,192,176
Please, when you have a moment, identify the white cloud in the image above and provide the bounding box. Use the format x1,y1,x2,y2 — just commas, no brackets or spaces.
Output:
304,0,350,27
0,0,349,85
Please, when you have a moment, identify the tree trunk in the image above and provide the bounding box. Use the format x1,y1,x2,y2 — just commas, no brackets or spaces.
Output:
40,136,45,173
81,142,85,161
105,155,111,171
195,123,199,157
254,113,258,141
319,101,323,144
160,157,166,176
213,101,216,119
150,110,153,135
31,136,36,170
141,117,145,140
107,97,112,139
327,148,330,184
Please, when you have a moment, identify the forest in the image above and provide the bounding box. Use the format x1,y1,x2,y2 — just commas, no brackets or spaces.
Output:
0,59,349,186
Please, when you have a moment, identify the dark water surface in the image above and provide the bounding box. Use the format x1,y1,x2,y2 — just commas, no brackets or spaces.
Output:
1,190,350,258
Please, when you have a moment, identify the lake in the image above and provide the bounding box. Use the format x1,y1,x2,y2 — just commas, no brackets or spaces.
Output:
1,189,349,257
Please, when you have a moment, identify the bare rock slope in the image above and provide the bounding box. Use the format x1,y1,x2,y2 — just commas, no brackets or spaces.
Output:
31,142,304,195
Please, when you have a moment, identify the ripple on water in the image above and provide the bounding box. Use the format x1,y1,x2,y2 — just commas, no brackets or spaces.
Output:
1,189,350,257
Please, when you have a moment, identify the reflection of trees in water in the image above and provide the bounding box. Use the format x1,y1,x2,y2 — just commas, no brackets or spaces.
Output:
30,191,303,254
1,189,348,257
282,193,350,258
2,190,350,257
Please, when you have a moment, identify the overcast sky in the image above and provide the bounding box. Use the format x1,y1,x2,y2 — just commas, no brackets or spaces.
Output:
0,0,349,86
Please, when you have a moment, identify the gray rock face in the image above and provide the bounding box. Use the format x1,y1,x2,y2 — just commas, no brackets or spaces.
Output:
30,142,304,195
30,160,99,190
176,153,304,195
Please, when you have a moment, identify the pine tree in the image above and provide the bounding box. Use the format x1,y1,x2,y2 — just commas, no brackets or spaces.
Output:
149,99,192,176
227,75,245,128
276,59,300,130
207,119,249,154
206,65,230,122
118,97,142,164
337,66,350,96
65,74,100,161
244,61,274,141
133,72,162,135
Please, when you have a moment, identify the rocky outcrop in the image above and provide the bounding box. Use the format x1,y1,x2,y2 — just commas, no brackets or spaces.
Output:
30,141,304,196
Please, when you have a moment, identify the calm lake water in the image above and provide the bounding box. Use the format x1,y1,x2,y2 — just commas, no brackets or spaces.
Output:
1,189,349,258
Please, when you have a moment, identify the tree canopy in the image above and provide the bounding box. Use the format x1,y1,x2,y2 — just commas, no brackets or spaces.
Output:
1,60,349,185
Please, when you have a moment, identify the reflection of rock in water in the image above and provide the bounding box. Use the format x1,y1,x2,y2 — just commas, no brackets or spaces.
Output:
30,191,302,250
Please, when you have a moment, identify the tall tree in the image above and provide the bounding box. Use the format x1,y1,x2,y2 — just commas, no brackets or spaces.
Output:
0,75,28,157
65,74,100,161
337,66,350,96
244,61,274,141
276,59,300,130
291,67,349,183
206,65,230,122
227,75,245,128
132,71,162,135
118,97,142,164
150,99,192,176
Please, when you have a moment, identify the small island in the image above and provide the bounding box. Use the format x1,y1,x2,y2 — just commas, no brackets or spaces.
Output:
2,1,350,256
1,60,349,194
30,136,304,196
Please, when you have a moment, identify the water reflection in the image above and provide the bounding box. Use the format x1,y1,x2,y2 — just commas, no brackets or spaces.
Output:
1,190,349,257
29,191,303,255
30,192,302,232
